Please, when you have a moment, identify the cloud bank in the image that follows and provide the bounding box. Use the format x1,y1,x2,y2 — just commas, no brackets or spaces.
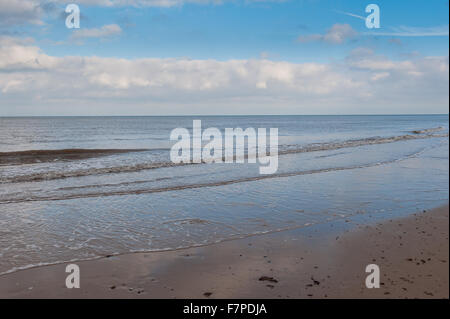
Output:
0,36,448,115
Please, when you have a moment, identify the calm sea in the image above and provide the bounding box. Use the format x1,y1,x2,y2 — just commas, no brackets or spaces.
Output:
0,115,448,274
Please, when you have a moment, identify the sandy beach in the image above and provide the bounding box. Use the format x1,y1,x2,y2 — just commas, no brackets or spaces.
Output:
0,204,447,299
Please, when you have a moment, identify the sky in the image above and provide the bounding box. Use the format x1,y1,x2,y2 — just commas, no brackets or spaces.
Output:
0,0,448,115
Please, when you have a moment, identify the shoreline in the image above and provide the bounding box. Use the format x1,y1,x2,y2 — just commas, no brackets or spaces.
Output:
0,204,448,298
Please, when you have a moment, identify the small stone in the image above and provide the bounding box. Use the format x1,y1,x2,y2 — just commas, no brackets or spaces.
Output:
258,276,278,283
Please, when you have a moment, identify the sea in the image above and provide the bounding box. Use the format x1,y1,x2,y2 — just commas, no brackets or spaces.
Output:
0,115,448,275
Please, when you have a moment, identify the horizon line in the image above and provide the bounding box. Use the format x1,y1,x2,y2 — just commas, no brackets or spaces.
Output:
0,113,448,118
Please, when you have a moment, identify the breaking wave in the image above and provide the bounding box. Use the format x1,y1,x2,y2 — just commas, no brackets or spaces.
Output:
411,126,444,134
0,146,432,204
0,131,447,184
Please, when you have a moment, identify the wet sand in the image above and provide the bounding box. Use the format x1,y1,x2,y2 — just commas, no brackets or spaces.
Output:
0,149,148,165
0,205,447,299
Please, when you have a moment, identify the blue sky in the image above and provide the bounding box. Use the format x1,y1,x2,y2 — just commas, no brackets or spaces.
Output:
32,0,450,61
0,0,448,115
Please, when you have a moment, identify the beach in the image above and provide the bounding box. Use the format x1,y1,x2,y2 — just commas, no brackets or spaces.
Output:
0,204,447,299
0,115,448,299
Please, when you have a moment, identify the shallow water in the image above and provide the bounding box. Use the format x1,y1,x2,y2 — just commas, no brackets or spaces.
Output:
0,115,448,274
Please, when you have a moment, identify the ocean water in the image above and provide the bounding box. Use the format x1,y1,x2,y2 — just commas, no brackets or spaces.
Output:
0,115,448,275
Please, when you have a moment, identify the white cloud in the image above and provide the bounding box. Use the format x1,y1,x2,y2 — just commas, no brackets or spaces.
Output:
70,24,122,40
0,37,448,115
0,0,44,26
298,23,358,44
0,36,55,70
